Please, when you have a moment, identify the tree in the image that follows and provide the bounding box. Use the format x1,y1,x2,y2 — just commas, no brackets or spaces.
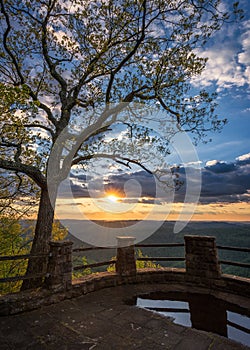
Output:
0,83,40,214
72,256,92,279
0,216,32,294
0,217,69,294
0,164,66,295
0,0,243,289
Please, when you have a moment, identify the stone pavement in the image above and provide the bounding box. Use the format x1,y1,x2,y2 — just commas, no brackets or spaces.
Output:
0,284,249,350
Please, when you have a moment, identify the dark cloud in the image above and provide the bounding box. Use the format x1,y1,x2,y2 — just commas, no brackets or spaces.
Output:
70,183,90,197
200,167,250,203
117,197,163,205
105,170,157,198
139,198,164,205
68,153,250,205
194,156,250,203
70,172,88,181
59,181,89,198
172,155,250,204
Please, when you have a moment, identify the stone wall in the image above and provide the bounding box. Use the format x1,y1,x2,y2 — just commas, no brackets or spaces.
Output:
0,235,249,316
1,268,249,316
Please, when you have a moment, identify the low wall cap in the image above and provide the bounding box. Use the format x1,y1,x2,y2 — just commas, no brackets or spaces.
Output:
184,235,216,240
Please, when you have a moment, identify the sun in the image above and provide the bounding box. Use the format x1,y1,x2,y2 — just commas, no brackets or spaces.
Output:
104,188,124,205
106,194,119,203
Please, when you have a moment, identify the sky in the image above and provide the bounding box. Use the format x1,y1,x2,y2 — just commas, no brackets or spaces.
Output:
53,0,250,225
192,0,250,164
189,0,250,221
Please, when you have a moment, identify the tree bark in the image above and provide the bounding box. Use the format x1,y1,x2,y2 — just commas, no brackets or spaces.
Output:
21,186,56,290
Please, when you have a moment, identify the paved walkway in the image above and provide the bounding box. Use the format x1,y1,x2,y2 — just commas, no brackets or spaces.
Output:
0,284,249,350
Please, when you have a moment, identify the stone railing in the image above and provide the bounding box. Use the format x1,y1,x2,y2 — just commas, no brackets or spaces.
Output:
0,235,249,315
42,235,249,295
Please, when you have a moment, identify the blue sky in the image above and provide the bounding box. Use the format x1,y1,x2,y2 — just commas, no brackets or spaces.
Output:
191,0,249,165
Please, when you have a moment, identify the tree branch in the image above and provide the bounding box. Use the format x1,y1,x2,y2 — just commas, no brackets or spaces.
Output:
0,0,25,85
41,2,67,99
105,0,147,103
0,159,46,188
157,96,180,124
71,152,153,175
23,123,54,137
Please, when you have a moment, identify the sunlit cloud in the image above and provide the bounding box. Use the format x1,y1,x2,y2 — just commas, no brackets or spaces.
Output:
238,20,250,67
236,152,250,162
191,15,250,91
192,47,246,90
205,160,219,167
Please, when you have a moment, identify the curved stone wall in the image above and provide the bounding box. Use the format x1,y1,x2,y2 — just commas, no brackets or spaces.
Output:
0,268,249,316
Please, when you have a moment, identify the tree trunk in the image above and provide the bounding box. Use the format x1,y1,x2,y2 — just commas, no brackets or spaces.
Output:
21,186,56,290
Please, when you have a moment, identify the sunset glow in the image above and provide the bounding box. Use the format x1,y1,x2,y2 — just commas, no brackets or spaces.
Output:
106,194,119,203
50,197,250,223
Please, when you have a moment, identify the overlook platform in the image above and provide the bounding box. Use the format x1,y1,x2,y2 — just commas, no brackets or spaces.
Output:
1,283,249,350
0,235,249,349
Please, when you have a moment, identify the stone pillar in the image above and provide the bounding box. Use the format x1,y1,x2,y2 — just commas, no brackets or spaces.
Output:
116,236,136,277
185,235,221,285
44,241,73,292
